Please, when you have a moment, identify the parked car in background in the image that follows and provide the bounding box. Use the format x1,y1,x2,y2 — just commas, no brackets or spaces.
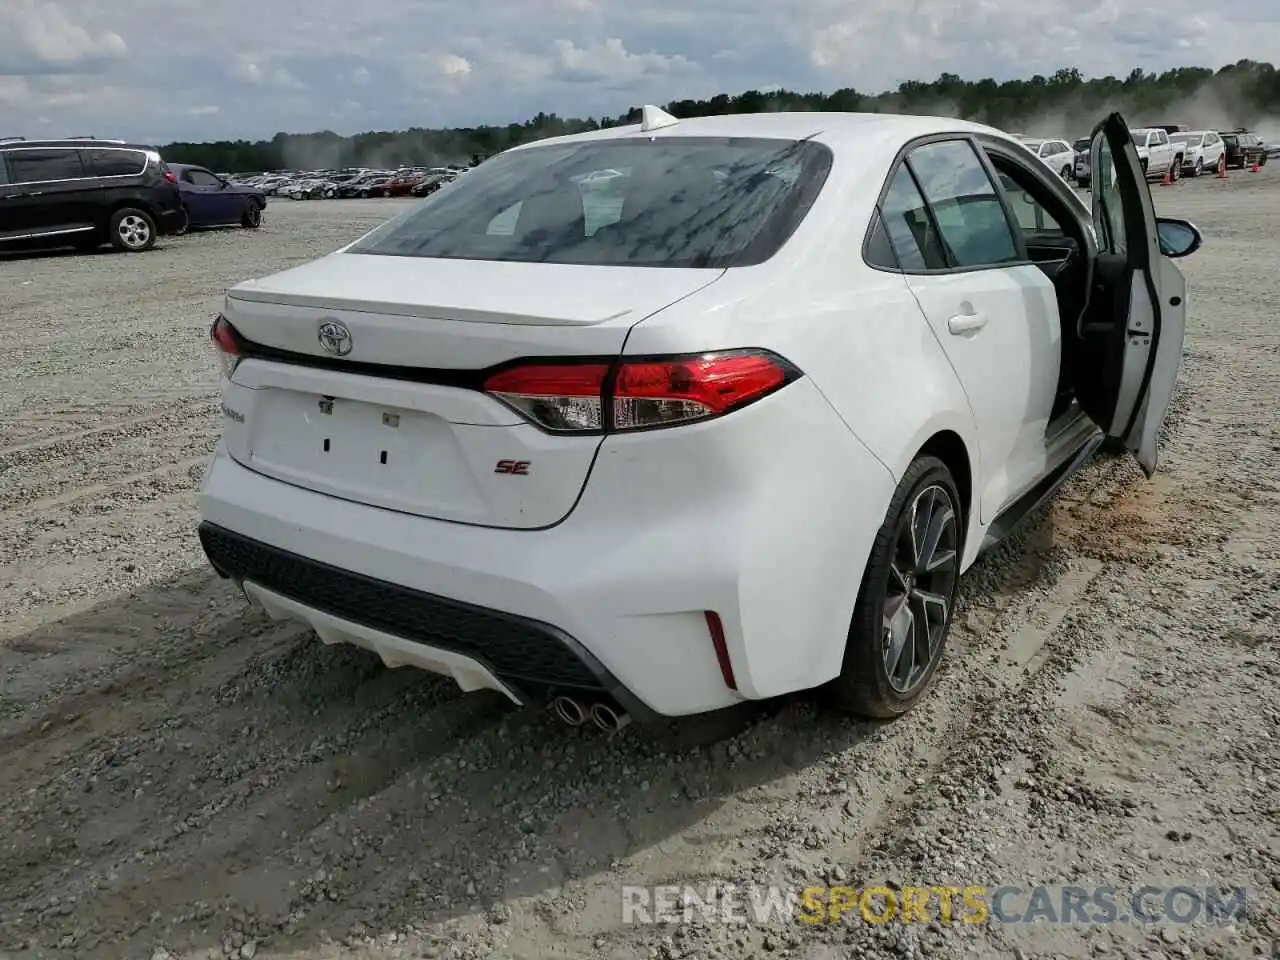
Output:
168,163,266,231
1219,129,1268,169
410,173,452,197
382,172,424,197
1129,127,1180,180
0,137,184,252
1016,137,1075,180
199,108,1201,728
1167,130,1226,177
1072,137,1091,186
338,175,392,198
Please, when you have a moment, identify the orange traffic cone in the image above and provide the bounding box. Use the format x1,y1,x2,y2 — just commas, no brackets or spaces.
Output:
1161,166,1173,186
1251,159,1261,173
1217,154,1228,178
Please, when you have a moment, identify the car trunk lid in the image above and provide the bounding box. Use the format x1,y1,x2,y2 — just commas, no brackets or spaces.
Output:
219,252,724,528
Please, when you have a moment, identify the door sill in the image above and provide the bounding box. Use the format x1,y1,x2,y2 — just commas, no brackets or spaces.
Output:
980,428,1104,554
1045,400,1089,443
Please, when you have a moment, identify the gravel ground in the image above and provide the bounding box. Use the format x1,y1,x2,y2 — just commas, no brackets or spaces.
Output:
1,174,1277,960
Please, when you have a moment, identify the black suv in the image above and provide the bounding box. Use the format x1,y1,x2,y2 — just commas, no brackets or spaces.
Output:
0,138,184,253
1219,129,1268,170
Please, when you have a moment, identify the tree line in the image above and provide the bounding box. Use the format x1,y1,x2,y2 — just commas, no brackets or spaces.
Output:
161,59,1280,173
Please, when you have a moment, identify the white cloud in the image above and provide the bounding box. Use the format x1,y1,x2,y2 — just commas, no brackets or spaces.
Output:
229,55,304,89
0,0,1276,142
0,0,126,74
437,54,472,77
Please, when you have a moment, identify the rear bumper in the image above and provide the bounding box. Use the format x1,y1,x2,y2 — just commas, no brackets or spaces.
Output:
197,377,895,718
199,521,657,717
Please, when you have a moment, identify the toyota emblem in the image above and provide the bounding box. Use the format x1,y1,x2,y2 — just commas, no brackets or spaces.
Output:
317,319,352,356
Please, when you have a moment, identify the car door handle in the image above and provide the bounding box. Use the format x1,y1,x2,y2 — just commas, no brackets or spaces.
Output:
947,313,988,335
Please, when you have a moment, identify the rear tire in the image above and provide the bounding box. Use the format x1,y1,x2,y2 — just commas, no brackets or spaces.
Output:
1191,158,1203,177
108,208,156,252
829,456,963,718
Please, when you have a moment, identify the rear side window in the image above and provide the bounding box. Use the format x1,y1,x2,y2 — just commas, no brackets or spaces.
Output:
906,140,1019,268
347,136,834,268
185,168,222,187
878,166,947,270
7,149,84,183
0,154,9,186
84,148,144,177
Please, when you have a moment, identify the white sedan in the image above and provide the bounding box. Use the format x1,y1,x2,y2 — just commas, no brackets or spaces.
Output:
198,107,1202,729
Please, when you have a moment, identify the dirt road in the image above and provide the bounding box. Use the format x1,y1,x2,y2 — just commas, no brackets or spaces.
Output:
1,179,1277,960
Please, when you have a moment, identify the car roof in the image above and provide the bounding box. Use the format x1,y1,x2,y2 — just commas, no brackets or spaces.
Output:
1,138,155,150
507,111,1009,156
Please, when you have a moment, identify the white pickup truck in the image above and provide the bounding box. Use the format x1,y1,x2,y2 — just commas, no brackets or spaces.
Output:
1129,127,1182,181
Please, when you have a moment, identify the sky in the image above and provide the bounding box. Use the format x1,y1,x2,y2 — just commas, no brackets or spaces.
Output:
1,0,1279,144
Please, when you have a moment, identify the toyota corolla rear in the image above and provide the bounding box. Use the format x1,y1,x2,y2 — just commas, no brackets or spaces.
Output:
197,128,894,719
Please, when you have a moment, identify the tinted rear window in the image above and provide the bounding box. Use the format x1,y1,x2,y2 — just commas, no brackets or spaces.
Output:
348,136,833,268
84,148,145,177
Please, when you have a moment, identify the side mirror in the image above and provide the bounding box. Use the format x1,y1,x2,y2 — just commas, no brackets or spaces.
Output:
1156,217,1202,258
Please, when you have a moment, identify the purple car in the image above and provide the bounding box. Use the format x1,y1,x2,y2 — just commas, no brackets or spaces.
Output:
168,163,266,232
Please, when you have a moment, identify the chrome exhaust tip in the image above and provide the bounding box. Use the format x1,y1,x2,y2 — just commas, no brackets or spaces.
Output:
552,695,586,726
590,702,631,733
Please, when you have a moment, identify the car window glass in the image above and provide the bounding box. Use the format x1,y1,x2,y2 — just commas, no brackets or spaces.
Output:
487,202,521,236
347,137,833,268
574,167,630,235
7,149,84,183
187,169,221,187
906,140,1019,268
0,155,9,186
1092,135,1127,256
85,149,143,177
994,170,1064,236
879,165,946,270
864,210,898,269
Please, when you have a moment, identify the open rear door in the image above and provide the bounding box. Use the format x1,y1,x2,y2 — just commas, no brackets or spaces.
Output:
1075,112,1187,477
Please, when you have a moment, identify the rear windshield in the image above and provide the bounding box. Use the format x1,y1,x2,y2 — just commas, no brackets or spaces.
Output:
347,136,833,268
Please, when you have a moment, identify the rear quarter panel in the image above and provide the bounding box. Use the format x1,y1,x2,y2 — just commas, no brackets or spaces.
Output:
619,145,982,693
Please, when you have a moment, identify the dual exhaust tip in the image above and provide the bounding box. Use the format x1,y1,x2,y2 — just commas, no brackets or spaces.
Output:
552,695,631,733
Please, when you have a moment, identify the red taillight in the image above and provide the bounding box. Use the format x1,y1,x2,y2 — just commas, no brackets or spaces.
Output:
163,169,177,183
210,315,244,378
482,351,797,433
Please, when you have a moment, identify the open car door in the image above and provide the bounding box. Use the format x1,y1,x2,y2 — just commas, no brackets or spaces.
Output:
1075,112,1189,477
